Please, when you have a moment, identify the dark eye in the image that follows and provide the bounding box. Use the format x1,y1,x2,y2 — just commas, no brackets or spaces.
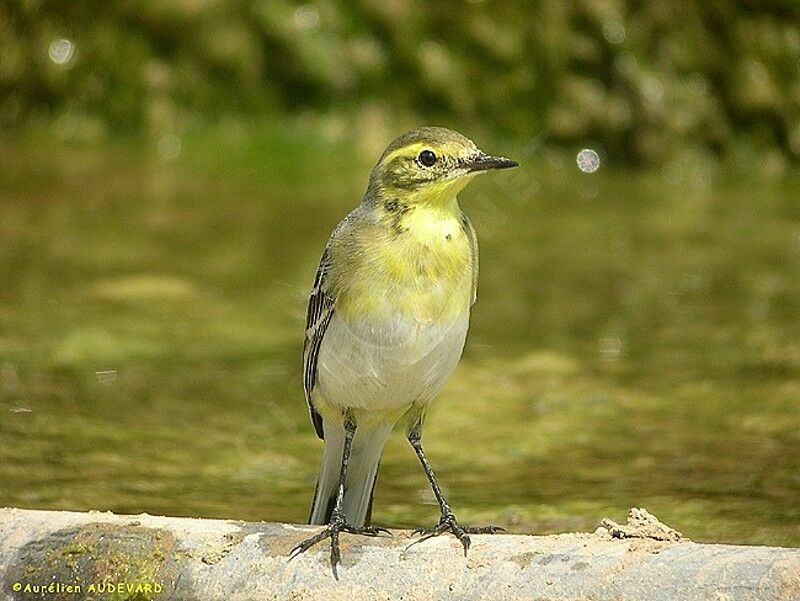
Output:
418,149,437,167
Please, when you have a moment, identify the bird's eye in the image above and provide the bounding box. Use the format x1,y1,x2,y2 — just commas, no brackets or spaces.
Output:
418,149,437,167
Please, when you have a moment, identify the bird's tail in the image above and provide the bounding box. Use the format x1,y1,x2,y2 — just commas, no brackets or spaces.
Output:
309,420,393,527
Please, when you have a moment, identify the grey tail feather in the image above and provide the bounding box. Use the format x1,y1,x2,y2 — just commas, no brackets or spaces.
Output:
307,478,333,524
308,461,381,525
363,463,379,526
308,421,391,527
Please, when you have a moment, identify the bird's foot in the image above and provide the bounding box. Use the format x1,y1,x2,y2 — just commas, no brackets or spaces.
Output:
289,512,390,579
409,511,505,556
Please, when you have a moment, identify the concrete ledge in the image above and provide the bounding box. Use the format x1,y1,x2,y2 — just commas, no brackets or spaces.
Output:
0,507,798,600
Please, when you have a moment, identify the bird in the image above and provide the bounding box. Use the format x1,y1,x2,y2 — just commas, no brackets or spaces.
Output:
291,127,518,577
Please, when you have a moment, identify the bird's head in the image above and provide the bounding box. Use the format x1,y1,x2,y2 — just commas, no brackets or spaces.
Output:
367,127,518,205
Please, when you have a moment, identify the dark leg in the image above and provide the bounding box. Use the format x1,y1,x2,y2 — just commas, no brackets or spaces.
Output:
290,414,388,579
407,422,504,556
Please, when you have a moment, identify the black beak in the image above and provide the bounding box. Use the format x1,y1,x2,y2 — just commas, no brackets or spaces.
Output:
464,152,519,172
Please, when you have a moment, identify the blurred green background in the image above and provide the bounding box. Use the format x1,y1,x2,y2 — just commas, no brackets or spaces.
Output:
1,1,799,547
3,0,800,166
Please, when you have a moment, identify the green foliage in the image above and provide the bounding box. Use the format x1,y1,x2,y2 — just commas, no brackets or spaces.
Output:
1,0,799,164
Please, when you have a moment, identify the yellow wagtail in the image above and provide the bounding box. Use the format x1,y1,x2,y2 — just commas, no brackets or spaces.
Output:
292,127,518,575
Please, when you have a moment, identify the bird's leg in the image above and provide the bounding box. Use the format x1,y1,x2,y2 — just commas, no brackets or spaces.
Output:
406,424,505,556
290,414,389,579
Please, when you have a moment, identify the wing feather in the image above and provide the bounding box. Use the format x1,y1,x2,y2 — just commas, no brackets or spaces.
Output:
303,246,335,439
460,212,479,305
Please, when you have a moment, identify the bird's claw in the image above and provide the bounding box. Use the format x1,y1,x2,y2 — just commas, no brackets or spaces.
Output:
347,525,392,537
462,525,507,534
289,515,392,580
408,512,505,556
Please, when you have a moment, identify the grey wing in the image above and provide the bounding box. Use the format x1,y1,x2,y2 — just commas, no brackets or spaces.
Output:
460,212,479,305
303,246,335,439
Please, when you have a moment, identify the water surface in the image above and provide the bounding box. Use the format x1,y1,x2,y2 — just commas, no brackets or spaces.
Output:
1,133,798,546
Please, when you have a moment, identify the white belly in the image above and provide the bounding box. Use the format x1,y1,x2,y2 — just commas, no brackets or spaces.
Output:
315,311,469,413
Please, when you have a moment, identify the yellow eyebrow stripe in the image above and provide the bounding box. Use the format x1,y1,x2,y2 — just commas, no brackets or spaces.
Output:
381,142,429,165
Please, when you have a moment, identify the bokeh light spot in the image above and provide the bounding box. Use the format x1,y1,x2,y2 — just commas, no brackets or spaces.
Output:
602,21,626,45
577,149,600,173
157,134,182,161
294,5,320,32
48,38,75,66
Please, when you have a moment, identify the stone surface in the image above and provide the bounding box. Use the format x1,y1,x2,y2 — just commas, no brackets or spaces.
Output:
1,507,799,601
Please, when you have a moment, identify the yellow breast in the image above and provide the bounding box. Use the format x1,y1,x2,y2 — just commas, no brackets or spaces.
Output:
333,203,473,323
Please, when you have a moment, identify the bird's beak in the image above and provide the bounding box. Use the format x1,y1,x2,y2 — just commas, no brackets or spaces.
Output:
463,151,519,172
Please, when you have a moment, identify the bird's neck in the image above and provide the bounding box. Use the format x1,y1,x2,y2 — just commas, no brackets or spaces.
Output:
371,192,461,239
373,174,475,210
